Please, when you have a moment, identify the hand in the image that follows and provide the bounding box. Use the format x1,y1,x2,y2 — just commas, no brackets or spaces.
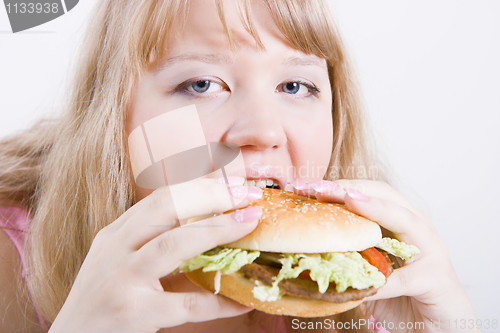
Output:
48,178,263,333
289,179,479,333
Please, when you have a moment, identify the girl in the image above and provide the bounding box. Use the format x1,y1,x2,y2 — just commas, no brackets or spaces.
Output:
0,0,478,332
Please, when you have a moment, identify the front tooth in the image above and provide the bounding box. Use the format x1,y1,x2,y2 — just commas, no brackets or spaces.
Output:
247,180,256,186
266,179,273,186
255,180,266,188
273,180,279,187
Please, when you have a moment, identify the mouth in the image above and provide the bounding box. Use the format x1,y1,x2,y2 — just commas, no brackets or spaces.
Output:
244,178,281,190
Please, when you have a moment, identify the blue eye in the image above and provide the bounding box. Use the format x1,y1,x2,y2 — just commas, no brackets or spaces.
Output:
282,82,301,94
279,81,320,97
186,80,224,94
191,80,210,93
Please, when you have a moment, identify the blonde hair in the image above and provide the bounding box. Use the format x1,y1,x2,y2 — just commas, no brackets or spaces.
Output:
0,0,384,331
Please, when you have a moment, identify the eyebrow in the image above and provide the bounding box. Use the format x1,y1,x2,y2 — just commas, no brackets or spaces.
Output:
155,53,327,74
281,56,327,70
155,53,234,74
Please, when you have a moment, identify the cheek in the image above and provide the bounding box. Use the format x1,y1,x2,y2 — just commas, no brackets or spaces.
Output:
195,103,232,142
289,111,333,180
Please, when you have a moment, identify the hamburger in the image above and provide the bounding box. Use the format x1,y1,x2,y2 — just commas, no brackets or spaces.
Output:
180,188,419,317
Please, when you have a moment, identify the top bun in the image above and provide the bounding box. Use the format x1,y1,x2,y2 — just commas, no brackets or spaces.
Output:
224,188,381,253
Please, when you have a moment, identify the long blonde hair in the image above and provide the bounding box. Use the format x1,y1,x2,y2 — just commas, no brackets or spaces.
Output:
0,0,384,330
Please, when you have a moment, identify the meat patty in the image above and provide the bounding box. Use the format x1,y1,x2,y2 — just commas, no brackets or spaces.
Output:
239,250,394,303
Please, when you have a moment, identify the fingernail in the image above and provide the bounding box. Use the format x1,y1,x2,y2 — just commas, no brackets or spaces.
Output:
229,186,263,201
217,176,245,186
231,206,262,223
289,180,308,190
308,180,338,193
344,188,369,202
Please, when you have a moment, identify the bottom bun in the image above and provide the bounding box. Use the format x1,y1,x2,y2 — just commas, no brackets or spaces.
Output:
185,269,364,318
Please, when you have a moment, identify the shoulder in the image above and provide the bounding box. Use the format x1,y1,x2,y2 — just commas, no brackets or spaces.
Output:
0,204,29,230
0,226,44,332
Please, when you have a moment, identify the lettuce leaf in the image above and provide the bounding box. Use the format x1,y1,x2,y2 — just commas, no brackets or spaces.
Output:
376,237,420,260
179,241,421,303
252,280,285,302
251,252,387,302
179,247,260,274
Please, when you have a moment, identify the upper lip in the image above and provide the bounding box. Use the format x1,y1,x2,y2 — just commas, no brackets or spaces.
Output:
245,166,286,189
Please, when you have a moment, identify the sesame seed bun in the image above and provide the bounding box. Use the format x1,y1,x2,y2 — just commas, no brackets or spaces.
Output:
223,188,382,252
185,188,382,317
185,269,364,318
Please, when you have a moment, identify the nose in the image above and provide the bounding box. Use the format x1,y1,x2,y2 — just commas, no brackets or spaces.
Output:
222,93,287,150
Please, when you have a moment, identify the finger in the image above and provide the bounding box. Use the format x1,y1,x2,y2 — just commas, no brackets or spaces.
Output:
287,180,318,198
288,179,418,212
109,177,246,232
132,206,262,278
313,180,345,203
95,192,155,237
115,183,262,250
160,272,204,293
335,179,418,214
288,180,343,202
147,291,253,328
364,265,427,301
168,177,257,220
343,189,436,251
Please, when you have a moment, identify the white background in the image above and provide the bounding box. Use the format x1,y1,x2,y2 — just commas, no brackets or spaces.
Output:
1,0,499,325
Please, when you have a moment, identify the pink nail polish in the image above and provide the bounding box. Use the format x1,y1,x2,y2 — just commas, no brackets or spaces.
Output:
229,186,263,200
231,206,262,223
217,176,245,186
289,180,308,190
344,188,369,202
308,180,338,193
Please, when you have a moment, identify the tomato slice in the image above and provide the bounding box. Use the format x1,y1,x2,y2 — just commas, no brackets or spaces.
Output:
359,247,389,277
295,248,389,285
298,270,336,286
298,270,314,282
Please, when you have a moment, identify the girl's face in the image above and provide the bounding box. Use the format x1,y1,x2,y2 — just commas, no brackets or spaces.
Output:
128,0,333,201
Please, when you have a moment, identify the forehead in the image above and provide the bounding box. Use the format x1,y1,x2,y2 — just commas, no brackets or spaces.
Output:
159,0,327,70
169,0,278,47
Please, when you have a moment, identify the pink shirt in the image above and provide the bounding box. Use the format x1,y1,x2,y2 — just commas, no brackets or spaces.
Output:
0,206,48,331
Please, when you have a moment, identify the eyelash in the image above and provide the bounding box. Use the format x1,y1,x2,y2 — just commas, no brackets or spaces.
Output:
174,78,224,98
174,78,321,98
282,80,321,97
